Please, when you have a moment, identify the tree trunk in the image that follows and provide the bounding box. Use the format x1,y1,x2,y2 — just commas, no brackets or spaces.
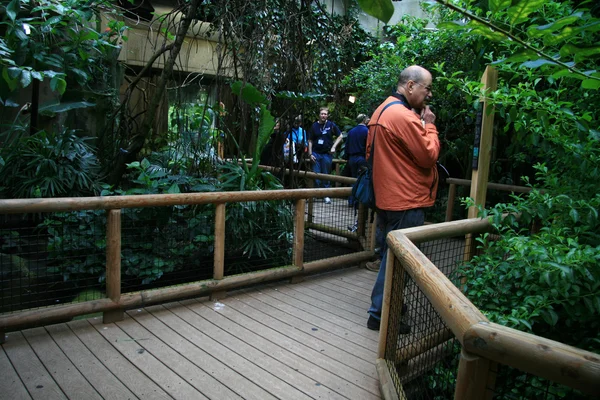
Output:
108,0,201,185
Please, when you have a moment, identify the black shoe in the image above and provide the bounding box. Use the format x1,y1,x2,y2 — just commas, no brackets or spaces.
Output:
367,315,411,334
367,315,380,330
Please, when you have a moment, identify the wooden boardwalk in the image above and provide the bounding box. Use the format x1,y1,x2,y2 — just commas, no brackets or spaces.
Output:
1,267,381,400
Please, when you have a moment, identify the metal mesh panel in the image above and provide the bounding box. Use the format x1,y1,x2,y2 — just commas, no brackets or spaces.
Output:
121,204,215,292
383,237,470,399
1,212,106,315
304,196,360,262
224,199,294,275
487,364,592,400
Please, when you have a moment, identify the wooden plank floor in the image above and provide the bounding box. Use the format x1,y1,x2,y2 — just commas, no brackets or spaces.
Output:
1,267,381,400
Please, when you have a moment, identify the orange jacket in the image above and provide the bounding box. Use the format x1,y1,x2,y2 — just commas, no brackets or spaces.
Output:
366,96,440,211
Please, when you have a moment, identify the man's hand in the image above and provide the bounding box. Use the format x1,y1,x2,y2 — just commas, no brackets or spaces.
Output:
421,106,436,125
310,154,316,162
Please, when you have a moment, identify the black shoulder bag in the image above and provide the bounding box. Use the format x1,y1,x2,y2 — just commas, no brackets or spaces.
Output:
352,100,404,209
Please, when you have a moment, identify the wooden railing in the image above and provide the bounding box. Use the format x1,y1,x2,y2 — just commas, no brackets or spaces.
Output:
445,178,532,222
377,218,600,399
0,187,376,341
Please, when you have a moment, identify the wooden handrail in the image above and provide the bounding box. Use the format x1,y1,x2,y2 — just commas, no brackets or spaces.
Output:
446,178,533,194
402,217,492,244
257,164,356,185
0,187,352,214
464,322,600,396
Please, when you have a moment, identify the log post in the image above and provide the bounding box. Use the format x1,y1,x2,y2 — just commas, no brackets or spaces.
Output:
454,348,494,400
290,199,306,284
445,183,456,222
464,65,498,261
103,209,124,323
211,203,226,300
378,248,402,359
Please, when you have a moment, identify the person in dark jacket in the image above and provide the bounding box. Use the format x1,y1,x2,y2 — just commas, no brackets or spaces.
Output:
308,107,341,204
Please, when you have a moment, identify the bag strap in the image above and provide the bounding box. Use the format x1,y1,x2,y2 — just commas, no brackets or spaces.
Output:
368,100,405,168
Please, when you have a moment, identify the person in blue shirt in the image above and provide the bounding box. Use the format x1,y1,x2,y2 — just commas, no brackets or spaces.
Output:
285,115,307,167
290,115,306,150
308,107,341,204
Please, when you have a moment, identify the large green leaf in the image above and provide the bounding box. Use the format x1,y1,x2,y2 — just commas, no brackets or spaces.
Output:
254,104,275,161
507,0,545,25
527,13,583,38
40,101,95,114
560,44,600,63
6,0,20,22
437,21,467,31
20,70,31,88
488,0,511,13
2,67,18,91
544,21,600,46
250,104,275,178
581,79,600,90
467,21,505,41
50,76,67,95
357,0,394,24
492,49,537,65
520,59,558,69
231,81,268,104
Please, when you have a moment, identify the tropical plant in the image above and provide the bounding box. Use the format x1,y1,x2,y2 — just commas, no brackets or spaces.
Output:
0,129,100,198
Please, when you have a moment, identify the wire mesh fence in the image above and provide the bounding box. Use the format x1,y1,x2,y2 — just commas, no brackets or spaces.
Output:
0,212,106,315
304,195,361,262
1,192,370,315
120,204,216,292
224,199,295,275
383,237,468,400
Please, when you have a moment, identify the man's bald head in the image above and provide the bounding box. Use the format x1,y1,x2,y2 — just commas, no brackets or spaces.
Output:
398,65,429,87
396,65,433,110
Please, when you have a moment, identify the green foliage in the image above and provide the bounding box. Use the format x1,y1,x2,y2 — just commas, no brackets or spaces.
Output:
229,80,276,181
211,0,376,132
0,129,100,198
431,0,600,87
0,0,123,103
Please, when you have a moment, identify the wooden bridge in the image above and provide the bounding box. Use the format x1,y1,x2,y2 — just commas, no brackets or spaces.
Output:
2,267,380,400
1,181,598,399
